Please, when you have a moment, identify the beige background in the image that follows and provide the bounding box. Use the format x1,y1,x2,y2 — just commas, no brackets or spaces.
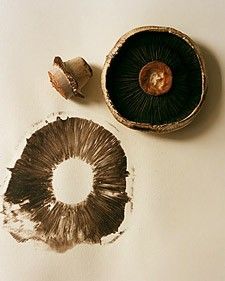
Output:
0,0,225,280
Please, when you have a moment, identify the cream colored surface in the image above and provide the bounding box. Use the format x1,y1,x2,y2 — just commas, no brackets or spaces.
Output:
0,1,224,281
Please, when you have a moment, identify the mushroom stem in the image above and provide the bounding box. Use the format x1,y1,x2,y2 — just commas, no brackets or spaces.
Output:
48,56,92,99
139,61,172,96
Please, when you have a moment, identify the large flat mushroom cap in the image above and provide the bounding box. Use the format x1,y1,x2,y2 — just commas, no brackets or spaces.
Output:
102,26,207,133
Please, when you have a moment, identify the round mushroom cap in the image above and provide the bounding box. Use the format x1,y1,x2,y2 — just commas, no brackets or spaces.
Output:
102,26,207,133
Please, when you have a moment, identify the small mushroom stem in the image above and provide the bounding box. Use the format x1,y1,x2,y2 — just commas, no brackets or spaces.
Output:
48,66,77,99
139,61,172,96
48,56,92,99
65,58,92,91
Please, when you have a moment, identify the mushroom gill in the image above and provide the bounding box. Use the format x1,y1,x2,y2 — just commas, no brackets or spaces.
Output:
102,26,207,133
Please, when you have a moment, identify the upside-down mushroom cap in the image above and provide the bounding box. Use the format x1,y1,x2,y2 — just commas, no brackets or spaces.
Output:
102,26,207,133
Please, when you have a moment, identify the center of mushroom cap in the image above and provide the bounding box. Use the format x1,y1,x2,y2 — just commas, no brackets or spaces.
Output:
139,61,173,96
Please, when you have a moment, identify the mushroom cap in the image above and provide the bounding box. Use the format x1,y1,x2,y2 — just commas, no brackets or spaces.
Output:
101,26,207,133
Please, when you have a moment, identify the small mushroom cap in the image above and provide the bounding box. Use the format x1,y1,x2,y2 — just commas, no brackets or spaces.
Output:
48,56,92,99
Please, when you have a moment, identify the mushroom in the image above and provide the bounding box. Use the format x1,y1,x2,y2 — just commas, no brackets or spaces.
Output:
101,26,207,133
48,56,92,99
3,117,130,252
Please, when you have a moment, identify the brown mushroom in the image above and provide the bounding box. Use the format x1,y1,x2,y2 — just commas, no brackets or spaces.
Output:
102,26,207,133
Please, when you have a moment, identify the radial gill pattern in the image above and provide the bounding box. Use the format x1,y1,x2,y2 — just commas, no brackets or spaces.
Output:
106,31,203,125
3,117,129,252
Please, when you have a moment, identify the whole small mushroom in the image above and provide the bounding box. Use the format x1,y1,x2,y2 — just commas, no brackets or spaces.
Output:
48,56,92,99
